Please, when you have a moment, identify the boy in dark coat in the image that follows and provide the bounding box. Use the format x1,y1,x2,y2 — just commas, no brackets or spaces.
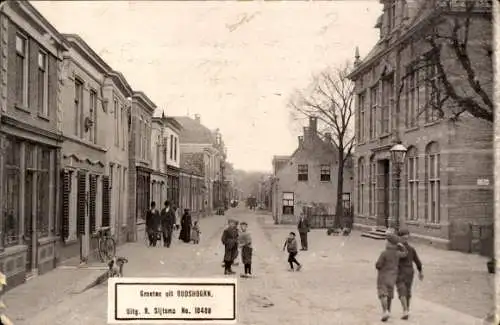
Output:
396,228,423,320
238,222,253,277
375,233,407,322
283,232,302,271
221,219,239,275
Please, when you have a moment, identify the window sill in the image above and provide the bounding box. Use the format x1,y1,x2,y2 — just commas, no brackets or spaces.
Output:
423,120,441,128
64,134,107,153
15,105,30,114
37,113,50,121
320,180,331,183
379,133,391,139
423,223,441,229
404,126,419,133
405,220,420,226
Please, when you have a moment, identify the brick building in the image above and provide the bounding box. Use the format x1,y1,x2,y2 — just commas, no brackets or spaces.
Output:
150,115,167,207
0,1,67,285
271,117,354,225
179,152,205,219
174,114,224,215
348,0,493,250
165,116,181,209
128,91,155,241
58,34,110,263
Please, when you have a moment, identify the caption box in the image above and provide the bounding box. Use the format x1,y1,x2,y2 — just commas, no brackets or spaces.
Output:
107,277,237,324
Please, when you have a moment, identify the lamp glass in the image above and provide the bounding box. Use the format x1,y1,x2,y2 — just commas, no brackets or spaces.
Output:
390,143,407,166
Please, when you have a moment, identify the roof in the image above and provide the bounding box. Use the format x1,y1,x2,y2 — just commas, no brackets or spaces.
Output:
347,0,439,80
132,91,157,113
63,34,111,74
108,71,133,98
173,116,215,144
166,117,183,132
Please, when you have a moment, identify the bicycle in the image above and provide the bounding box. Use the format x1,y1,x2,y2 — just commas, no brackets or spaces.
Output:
96,226,116,262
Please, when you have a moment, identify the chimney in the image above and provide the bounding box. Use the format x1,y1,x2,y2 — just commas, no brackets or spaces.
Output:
194,114,201,123
309,116,317,133
298,136,304,148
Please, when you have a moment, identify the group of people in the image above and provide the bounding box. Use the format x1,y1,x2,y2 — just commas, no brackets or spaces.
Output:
145,201,201,247
221,219,253,277
375,228,423,322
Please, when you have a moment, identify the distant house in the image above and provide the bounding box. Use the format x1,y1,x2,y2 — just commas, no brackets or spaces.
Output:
271,117,354,225
174,114,225,215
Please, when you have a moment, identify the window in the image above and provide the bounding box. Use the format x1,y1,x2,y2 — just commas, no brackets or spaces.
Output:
174,137,178,161
15,34,28,107
170,134,174,160
114,99,119,146
425,64,440,123
156,136,161,170
74,79,84,137
357,157,365,215
38,52,49,116
320,164,331,182
282,192,294,215
297,164,308,181
406,147,419,220
369,85,378,139
425,142,440,224
37,148,51,237
138,119,143,158
3,138,21,247
121,106,126,150
89,90,97,143
369,156,376,215
405,69,419,128
381,75,393,135
388,0,396,30
358,92,366,142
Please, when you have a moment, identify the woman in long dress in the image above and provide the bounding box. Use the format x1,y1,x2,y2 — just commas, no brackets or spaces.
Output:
179,209,192,243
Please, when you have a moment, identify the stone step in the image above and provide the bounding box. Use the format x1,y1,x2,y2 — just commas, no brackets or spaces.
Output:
361,231,386,240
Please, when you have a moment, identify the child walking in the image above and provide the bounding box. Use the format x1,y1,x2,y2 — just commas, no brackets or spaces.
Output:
238,222,253,277
283,232,302,271
191,221,201,244
396,228,423,320
375,233,408,322
221,219,239,275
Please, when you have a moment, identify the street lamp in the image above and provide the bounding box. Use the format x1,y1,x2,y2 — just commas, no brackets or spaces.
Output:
390,142,407,232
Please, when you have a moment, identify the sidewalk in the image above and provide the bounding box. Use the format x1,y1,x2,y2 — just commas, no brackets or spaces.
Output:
2,213,229,324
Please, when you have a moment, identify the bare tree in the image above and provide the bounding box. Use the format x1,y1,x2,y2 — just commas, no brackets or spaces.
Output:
289,63,355,228
395,0,492,123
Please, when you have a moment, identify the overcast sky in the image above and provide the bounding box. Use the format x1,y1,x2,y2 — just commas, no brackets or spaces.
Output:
34,0,381,172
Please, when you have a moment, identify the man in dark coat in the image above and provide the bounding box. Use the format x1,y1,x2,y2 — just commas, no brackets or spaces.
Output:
145,201,161,247
179,209,192,243
221,219,239,275
160,200,176,248
297,215,310,251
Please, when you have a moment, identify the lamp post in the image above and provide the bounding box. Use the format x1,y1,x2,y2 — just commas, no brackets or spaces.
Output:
390,142,407,232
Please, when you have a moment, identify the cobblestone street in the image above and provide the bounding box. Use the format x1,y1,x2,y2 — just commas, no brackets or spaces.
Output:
5,209,492,325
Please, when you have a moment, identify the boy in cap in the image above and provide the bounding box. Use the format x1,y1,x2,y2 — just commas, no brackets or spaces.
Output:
375,233,407,322
396,228,423,320
238,221,253,277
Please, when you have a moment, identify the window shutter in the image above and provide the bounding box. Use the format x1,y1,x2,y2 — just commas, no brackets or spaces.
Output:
102,176,110,227
61,170,71,240
89,174,97,234
77,171,86,235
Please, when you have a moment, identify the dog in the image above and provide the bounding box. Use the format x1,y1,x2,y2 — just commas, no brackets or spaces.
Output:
108,256,128,278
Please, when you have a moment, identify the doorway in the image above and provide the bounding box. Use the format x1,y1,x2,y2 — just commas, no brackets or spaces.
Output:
376,159,390,228
24,169,38,277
